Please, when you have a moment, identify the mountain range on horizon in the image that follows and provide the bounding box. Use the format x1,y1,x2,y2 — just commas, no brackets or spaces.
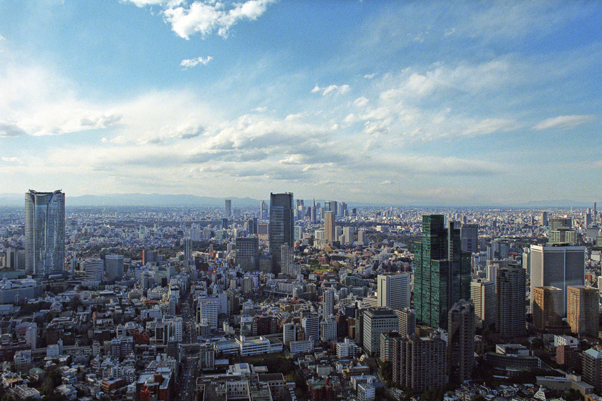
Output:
0,193,596,209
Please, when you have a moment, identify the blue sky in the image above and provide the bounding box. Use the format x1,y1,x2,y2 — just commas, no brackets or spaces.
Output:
0,0,600,205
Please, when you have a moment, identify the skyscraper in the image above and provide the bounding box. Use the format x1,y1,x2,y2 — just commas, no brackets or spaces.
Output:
323,288,335,319
25,190,65,276
392,335,447,392
496,266,526,337
567,285,599,337
324,211,336,244
470,279,496,329
269,193,294,274
225,199,232,217
532,286,563,331
460,224,479,254
530,244,585,315
414,215,471,329
377,273,411,311
447,300,475,384
105,254,124,282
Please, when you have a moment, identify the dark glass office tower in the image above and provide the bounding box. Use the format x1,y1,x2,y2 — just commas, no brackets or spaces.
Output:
414,215,471,329
269,192,294,274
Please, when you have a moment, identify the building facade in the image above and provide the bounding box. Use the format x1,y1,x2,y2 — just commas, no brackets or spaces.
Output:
268,193,294,274
25,190,65,276
414,215,471,329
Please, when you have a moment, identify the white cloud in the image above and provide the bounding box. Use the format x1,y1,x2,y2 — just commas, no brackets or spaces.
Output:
127,0,183,7
311,84,350,96
1,157,20,163
180,56,213,69
353,97,369,108
533,115,595,130
162,0,276,40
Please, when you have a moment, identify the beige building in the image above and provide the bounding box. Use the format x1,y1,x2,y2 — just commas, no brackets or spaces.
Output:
324,211,335,244
567,285,599,337
533,286,563,331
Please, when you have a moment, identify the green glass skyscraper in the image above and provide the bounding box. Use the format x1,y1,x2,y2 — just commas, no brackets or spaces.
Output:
414,215,471,329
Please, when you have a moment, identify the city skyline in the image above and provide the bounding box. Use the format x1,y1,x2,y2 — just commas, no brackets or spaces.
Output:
0,1,601,205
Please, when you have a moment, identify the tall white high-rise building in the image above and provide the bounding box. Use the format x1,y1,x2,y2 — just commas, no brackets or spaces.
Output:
320,317,337,342
199,301,218,329
323,288,335,318
377,273,411,310
530,245,585,315
343,226,354,245
302,315,320,345
25,190,65,276
470,279,496,329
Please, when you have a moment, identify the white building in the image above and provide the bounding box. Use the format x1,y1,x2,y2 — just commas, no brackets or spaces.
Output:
320,318,337,343
377,274,411,310
199,301,218,329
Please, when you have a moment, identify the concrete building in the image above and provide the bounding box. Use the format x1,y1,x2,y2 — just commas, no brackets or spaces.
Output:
530,244,585,316
25,189,65,276
362,308,399,357
471,279,496,329
583,348,602,393
377,273,411,311
567,286,599,337
447,300,475,384
394,308,416,337
496,266,526,338
235,237,259,272
532,286,564,331
461,224,479,254
104,254,124,282
269,193,294,274
392,335,447,392
324,211,336,244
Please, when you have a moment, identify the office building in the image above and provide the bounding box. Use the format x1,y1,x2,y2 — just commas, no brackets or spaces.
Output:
377,273,411,311
470,279,496,329
324,211,336,244
394,308,416,337
104,254,124,282
549,217,572,232
447,300,474,384
225,199,231,217
567,286,599,337
269,193,294,274
362,308,399,357
530,245,585,315
532,286,563,331
583,348,602,393
199,301,218,329
549,228,576,245
541,211,548,227
323,288,335,319
392,335,447,392
343,226,354,245
83,258,104,285
235,237,259,272
496,266,526,337
302,315,320,345
461,224,479,254
414,215,471,329
320,317,337,343
25,190,65,276
358,229,367,245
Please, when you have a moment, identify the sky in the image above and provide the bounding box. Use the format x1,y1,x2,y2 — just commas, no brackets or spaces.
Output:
0,0,601,206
